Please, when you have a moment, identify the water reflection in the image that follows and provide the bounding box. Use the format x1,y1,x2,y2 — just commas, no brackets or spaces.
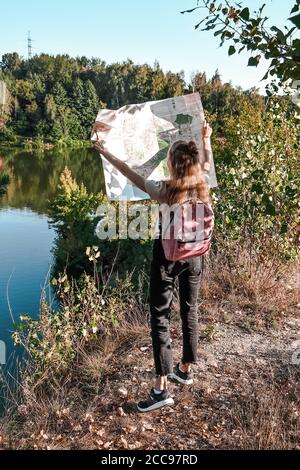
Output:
0,146,104,378
0,147,105,213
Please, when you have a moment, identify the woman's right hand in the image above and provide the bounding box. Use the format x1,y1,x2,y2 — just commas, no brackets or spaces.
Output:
203,120,213,140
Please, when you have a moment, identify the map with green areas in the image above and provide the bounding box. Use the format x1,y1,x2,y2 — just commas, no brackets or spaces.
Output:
92,93,218,200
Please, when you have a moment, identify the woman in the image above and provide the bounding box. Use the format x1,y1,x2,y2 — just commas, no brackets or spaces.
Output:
93,120,213,412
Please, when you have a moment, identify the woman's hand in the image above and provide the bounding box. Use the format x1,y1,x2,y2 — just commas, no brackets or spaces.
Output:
92,122,109,156
91,121,112,147
203,120,213,140
92,122,112,134
93,140,110,158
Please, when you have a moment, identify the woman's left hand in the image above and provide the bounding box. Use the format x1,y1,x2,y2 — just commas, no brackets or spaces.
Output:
94,140,108,155
92,121,112,135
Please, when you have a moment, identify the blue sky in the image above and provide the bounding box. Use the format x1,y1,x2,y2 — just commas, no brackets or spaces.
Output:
0,0,295,91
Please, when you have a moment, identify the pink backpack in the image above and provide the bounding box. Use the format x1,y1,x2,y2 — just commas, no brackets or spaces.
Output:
161,199,214,261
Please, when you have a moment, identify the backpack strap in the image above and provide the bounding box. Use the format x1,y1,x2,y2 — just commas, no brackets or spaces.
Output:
180,198,213,213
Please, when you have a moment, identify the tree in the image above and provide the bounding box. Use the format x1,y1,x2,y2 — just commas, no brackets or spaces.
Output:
182,1,300,84
69,78,87,138
0,53,22,73
82,80,99,130
0,51,267,142
52,82,68,108
69,79,99,139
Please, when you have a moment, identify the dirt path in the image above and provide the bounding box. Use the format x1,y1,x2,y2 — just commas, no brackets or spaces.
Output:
5,311,300,450
71,315,300,450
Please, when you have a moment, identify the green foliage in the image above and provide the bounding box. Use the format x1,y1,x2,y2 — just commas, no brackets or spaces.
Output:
183,1,300,84
0,52,22,72
0,173,9,196
190,69,265,134
49,167,153,281
0,54,187,143
12,263,139,381
49,167,105,277
1,52,271,145
212,97,300,259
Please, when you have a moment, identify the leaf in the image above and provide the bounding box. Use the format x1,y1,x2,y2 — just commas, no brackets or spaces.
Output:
289,13,300,28
289,66,300,79
223,30,234,38
207,16,219,25
252,183,263,195
214,28,225,36
180,7,201,14
248,55,261,66
271,26,286,44
228,45,236,55
239,7,250,21
280,223,288,235
265,203,276,216
293,38,300,57
259,3,266,14
262,195,276,216
195,18,206,30
290,3,300,14
286,26,297,40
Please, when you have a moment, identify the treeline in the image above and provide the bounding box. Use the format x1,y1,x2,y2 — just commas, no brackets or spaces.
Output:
0,52,264,143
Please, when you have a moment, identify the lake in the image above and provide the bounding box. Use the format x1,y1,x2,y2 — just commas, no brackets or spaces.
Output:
0,147,104,371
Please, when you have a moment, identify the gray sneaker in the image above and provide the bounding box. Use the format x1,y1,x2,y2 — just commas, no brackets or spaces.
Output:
137,388,174,412
169,363,193,385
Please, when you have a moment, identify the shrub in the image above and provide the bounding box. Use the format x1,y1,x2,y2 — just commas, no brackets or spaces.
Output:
49,167,153,282
12,250,143,384
212,97,300,261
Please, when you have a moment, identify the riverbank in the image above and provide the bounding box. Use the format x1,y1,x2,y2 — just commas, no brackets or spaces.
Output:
0,136,91,152
0,249,299,450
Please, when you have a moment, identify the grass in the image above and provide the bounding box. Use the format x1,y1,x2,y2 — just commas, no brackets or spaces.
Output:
200,243,299,330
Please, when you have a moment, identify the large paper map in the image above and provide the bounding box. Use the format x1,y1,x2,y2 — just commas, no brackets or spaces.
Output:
91,93,217,201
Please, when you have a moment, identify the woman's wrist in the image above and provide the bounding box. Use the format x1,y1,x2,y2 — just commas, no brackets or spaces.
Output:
203,137,212,149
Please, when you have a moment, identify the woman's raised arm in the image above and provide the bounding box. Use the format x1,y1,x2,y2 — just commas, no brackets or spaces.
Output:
93,141,146,193
202,120,213,174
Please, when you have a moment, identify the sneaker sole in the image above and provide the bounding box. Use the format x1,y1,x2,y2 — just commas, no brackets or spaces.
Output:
169,373,193,385
137,397,174,413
